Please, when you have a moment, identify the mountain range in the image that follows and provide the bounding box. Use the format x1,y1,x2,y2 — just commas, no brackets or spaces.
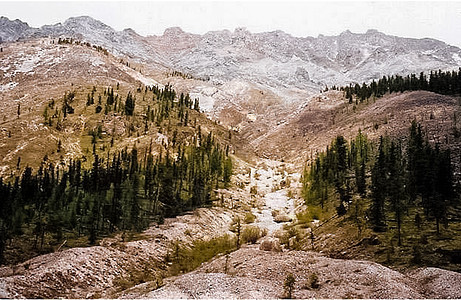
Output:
2,15,461,92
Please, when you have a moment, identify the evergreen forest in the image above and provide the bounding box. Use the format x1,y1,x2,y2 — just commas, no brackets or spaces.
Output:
303,121,456,247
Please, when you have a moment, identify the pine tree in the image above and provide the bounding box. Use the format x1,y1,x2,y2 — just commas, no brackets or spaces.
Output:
370,136,387,231
388,141,405,245
223,157,233,188
125,92,135,116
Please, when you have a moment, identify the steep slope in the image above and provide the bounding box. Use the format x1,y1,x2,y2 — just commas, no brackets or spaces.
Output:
0,38,168,177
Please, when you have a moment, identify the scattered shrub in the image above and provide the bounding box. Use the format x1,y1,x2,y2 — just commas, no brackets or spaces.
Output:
296,207,323,226
279,226,304,250
308,273,319,289
283,273,296,298
113,260,163,291
242,226,266,244
244,212,256,224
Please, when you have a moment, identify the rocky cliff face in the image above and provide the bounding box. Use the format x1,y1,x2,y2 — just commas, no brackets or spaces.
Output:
155,27,461,91
0,16,37,42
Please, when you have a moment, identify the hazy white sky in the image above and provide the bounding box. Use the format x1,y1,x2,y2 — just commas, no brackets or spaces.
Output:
2,1,461,47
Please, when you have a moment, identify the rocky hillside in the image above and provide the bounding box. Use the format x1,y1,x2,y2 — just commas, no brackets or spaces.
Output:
0,37,168,177
125,245,461,299
252,90,461,165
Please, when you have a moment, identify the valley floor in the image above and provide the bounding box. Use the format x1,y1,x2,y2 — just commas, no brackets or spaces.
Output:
0,158,460,299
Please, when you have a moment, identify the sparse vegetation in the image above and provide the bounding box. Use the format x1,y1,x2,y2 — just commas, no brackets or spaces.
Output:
308,273,319,289
167,235,235,276
279,226,304,250
113,260,164,291
244,212,256,224
296,207,324,227
230,216,242,249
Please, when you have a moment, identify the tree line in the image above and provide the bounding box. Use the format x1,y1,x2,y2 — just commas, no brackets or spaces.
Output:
57,37,109,55
303,121,456,243
335,69,461,103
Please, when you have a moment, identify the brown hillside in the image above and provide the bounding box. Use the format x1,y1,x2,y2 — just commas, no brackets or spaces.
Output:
253,91,461,168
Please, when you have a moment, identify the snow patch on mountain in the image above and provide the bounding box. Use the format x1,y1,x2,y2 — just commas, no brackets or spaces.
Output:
452,53,461,64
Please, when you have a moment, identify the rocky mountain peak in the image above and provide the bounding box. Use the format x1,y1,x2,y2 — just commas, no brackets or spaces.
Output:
123,28,139,36
0,16,33,42
63,16,113,32
365,28,381,35
163,26,186,36
0,16,29,26
339,29,353,36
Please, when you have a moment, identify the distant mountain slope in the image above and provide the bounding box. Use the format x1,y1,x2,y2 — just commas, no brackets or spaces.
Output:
0,16,167,68
149,27,461,91
0,16,37,42
2,16,461,91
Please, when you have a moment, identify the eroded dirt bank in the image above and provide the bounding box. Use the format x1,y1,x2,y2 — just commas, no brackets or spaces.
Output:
0,206,239,298
128,245,461,299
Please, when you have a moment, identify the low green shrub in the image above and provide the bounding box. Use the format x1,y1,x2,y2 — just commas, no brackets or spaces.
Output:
242,226,267,244
168,234,236,275
244,212,256,224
